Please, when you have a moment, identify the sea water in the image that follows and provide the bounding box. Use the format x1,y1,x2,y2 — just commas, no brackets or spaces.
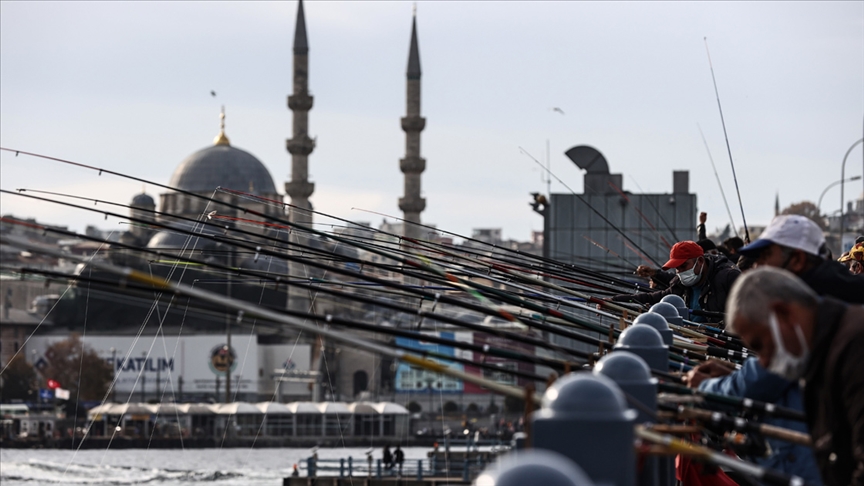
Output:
0,447,434,485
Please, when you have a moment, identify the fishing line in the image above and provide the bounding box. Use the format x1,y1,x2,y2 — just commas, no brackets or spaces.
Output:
697,123,739,238
703,38,750,243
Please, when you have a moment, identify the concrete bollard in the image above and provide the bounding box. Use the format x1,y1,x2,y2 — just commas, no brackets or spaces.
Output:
660,294,689,320
475,449,595,486
614,324,669,372
633,312,674,346
595,352,663,486
417,459,423,480
650,302,683,326
533,372,637,486
376,458,382,478
307,456,316,477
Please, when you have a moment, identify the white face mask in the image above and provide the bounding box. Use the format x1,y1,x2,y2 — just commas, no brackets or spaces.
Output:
766,312,810,380
678,258,703,287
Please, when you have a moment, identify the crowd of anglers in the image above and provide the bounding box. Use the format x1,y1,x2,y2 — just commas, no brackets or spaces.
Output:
1,147,864,485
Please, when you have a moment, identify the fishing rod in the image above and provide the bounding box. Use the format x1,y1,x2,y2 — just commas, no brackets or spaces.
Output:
10,187,727,358
4,189,658,350
4,258,587,386
518,147,662,267
4,147,641,297
4,207,729,379
1,233,540,404
703,38,750,243
697,123,739,238
0,212,614,359
658,405,810,447
657,381,803,422
10,185,640,334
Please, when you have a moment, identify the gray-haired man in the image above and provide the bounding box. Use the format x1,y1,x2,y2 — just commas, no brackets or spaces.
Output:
726,267,864,485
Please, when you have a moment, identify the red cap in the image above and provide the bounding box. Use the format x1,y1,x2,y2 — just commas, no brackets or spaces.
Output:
662,241,704,270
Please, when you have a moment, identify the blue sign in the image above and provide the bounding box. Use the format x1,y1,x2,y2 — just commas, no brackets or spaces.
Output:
39,388,54,400
394,332,464,393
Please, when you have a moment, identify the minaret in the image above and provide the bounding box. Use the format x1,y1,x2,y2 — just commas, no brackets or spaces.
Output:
285,0,313,314
285,0,315,227
398,9,426,240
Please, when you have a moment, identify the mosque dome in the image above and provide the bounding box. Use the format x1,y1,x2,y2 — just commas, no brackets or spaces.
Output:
131,192,155,207
167,108,277,196
168,144,277,196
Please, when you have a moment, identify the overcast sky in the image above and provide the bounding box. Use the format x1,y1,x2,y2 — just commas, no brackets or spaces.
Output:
1,1,862,241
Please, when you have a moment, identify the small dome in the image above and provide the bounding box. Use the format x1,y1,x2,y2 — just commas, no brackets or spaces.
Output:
169,145,277,195
542,372,627,415
660,294,686,309
649,302,681,323
615,325,664,349
476,450,595,486
633,312,670,332
131,192,155,207
595,352,653,385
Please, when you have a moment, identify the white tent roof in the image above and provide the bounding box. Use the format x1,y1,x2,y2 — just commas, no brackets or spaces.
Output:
179,403,217,415
349,402,378,414
214,402,262,415
110,403,156,416
87,403,115,416
256,402,292,414
285,402,321,414
373,402,409,415
317,402,351,414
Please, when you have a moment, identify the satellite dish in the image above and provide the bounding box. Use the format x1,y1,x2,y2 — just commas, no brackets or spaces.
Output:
565,146,609,174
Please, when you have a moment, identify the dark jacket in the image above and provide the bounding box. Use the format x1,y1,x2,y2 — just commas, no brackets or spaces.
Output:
800,260,864,304
609,254,740,320
802,298,864,485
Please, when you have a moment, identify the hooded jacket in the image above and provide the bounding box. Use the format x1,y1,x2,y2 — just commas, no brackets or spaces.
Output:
609,254,740,320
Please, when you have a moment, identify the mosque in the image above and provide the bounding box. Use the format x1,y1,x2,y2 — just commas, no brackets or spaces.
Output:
124,0,427,251
23,0,451,405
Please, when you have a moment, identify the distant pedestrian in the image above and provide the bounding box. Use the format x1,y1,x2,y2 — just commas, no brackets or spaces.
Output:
394,445,404,474
291,464,299,477
382,445,393,471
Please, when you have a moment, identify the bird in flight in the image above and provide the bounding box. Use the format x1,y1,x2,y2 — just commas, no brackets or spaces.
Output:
211,90,217,97
551,107,565,115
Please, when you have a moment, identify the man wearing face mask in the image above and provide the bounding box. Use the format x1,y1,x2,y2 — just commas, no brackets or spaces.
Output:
608,240,740,323
737,214,864,304
726,267,864,486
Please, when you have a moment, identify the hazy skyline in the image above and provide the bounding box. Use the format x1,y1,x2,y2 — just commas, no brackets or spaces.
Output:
1,1,862,241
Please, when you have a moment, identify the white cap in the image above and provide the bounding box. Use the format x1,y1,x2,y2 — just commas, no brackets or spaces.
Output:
739,215,825,256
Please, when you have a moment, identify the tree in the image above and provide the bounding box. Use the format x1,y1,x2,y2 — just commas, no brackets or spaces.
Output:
0,354,37,401
41,334,113,414
781,201,827,231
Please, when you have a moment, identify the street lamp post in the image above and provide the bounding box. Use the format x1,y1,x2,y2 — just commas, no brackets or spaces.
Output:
839,138,864,251
819,176,863,213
